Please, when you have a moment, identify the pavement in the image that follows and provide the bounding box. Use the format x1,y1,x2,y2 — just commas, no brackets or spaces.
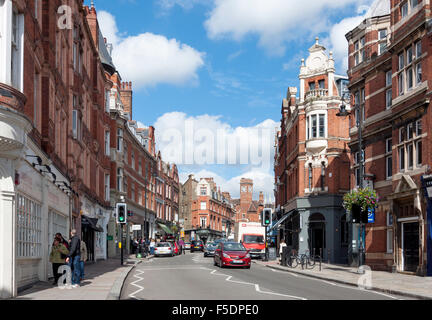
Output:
254,259,432,300
14,254,153,300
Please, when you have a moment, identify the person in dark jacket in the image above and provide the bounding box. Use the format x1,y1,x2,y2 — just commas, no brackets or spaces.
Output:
66,229,81,287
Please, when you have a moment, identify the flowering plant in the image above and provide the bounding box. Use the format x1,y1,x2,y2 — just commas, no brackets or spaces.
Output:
343,188,379,213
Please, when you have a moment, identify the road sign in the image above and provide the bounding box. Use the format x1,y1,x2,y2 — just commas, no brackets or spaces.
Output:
107,235,113,241
368,208,375,223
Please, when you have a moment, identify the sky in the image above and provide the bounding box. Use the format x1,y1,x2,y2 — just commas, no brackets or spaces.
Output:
88,0,380,200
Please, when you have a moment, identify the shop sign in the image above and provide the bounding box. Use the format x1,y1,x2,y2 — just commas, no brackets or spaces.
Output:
421,175,432,199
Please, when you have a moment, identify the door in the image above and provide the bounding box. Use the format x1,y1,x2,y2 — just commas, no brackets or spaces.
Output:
403,222,419,272
47,211,68,278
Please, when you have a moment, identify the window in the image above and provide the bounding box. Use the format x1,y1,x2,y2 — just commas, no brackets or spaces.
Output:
34,72,40,129
386,71,392,86
415,41,422,59
386,212,393,253
138,158,142,175
386,89,392,109
321,162,326,190
131,150,135,169
200,217,207,228
319,114,325,138
407,67,413,90
318,80,325,89
407,47,413,64
308,164,313,191
401,2,408,18
105,174,110,201
408,144,414,168
201,202,207,210
354,37,366,66
398,73,404,95
131,183,135,202
105,131,110,156
411,0,419,9
306,114,326,139
16,194,42,258
378,29,387,55
117,168,123,192
398,53,405,71
200,186,207,196
416,63,422,85
105,89,110,113
10,8,23,91
399,146,405,171
386,139,392,179
416,120,422,136
416,140,422,167
309,82,316,91
117,128,123,152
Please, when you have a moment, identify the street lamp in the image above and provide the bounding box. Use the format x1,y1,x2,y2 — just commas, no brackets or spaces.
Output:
336,91,366,274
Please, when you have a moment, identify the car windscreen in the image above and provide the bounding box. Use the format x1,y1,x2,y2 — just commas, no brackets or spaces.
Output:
223,243,246,251
156,243,171,247
243,235,264,243
192,241,202,245
206,243,216,249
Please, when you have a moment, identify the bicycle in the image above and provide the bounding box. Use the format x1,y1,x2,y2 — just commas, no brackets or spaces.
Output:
297,250,318,269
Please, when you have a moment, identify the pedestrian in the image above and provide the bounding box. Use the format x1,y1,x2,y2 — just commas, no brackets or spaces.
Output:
132,238,138,254
80,240,88,281
66,229,81,288
49,237,69,285
56,233,69,250
279,240,287,263
178,238,185,255
150,238,155,255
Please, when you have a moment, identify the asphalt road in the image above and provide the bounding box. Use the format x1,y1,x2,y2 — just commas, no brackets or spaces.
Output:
120,251,411,300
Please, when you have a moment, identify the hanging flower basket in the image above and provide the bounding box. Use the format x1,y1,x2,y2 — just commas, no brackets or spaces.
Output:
343,188,379,213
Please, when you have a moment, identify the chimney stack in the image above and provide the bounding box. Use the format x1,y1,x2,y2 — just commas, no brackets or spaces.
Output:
120,81,133,118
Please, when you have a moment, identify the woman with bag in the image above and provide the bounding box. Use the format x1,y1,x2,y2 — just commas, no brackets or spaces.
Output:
49,237,69,285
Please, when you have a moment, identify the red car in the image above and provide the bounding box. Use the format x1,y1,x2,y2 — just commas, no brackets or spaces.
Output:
169,241,180,255
214,242,251,269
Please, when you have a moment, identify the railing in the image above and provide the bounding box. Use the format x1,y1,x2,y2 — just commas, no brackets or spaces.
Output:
305,89,328,100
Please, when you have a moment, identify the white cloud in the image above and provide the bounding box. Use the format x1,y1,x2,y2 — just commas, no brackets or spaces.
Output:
98,11,205,89
204,0,375,56
158,0,208,10
154,112,279,172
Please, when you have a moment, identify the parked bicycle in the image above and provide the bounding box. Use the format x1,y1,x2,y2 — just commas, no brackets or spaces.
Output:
286,250,299,268
297,250,320,269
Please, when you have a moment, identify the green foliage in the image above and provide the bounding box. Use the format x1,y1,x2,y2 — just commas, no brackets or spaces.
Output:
343,188,379,213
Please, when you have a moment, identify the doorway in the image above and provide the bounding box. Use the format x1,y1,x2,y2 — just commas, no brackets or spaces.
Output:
308,213,326,257
402,222,419,273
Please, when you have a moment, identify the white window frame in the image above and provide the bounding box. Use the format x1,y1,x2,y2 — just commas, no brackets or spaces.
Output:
200,202,207,210
105,174,110,201
117,128,123,152
16,194,42,258
105,130,110,156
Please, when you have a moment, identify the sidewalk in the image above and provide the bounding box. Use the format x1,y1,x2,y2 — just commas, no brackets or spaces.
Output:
14,255,152,300
254,259,432,300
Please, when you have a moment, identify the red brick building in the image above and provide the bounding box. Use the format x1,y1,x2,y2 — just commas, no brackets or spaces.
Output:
188,177,235,242
232,178,264,224
346,0,431,275
274,38,351,263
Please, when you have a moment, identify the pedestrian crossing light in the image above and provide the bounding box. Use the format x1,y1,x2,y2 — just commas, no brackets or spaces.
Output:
116,203,127,224
262,208,272,227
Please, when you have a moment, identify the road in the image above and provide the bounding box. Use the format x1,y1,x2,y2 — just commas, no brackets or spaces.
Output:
120,251,411,300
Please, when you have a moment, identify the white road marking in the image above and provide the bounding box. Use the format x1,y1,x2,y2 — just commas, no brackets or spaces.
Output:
207,268,307,300
128,269,145,300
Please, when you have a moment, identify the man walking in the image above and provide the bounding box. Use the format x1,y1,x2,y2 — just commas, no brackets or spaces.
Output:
66,229,81,288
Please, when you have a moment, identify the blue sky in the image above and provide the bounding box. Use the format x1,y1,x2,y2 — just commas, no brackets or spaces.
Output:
89,0,378,198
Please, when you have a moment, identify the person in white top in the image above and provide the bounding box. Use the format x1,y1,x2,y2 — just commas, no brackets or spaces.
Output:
150,239,156,255
279,240,287,263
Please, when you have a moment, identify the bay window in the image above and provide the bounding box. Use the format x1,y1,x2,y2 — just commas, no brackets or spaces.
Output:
306,113,326,139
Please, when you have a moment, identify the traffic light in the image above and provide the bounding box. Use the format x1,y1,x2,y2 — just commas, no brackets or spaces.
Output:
262,208,272,227
116,203,127,224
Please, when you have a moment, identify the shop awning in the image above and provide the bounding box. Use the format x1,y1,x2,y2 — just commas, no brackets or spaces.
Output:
82,215,104,232
157,222,173,235
268,214,291,232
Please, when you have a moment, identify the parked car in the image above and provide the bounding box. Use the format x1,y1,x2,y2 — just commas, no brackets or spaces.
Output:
190,240,204,252
214,242,251,269
168,241,180,255
204,242,217,257
184,242,191,250
154,242,175,257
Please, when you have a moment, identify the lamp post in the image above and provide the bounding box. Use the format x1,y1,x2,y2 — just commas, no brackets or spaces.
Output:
337,92,365,274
